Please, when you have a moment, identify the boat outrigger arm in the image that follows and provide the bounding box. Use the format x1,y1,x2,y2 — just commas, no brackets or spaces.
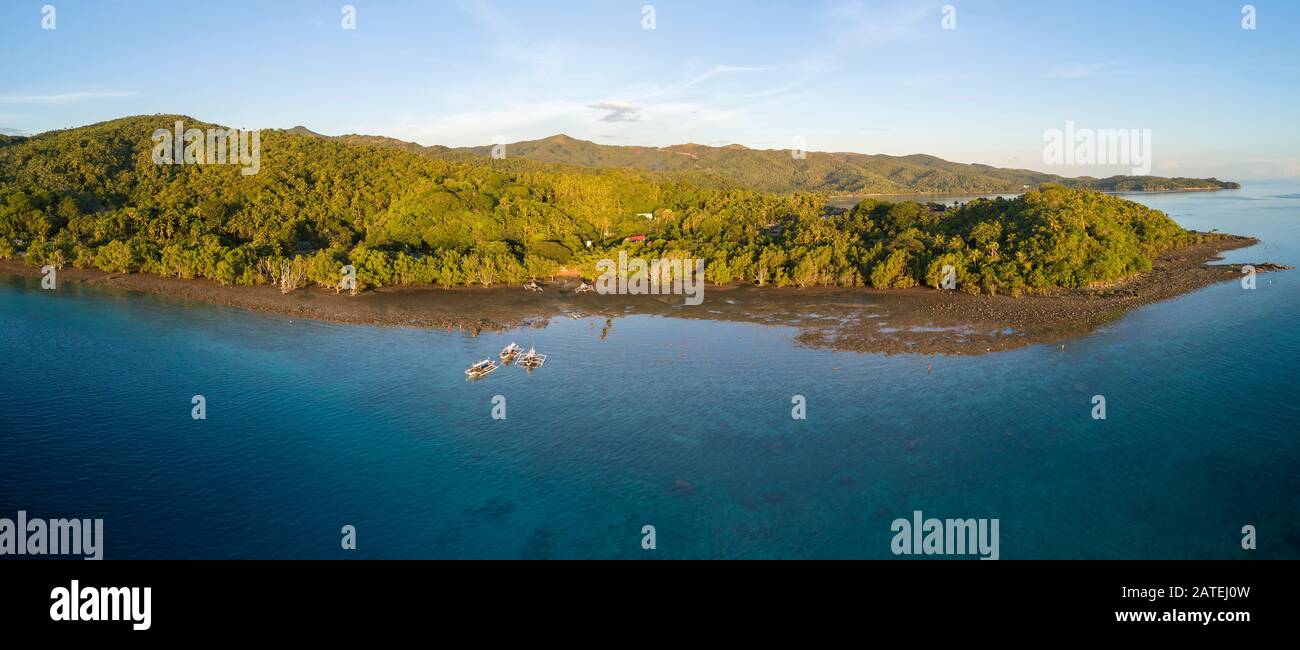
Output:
500,343,523,361
517,347,547,369
465,359,498,377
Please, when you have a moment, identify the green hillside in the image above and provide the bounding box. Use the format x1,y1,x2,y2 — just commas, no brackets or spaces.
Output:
452,135,1238,195
0,115,1224,296
275,127,1240,196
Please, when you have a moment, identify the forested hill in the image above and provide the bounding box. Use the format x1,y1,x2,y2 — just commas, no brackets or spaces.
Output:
0,115,1224,296
451,135,1238,194
282,126,1239,196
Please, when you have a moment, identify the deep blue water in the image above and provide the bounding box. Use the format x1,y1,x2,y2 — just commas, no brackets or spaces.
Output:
2,182,1298,559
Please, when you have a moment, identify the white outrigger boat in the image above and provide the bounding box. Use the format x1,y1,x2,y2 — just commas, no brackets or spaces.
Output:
464,359,498,379
499,342,523,363
516,345,547,370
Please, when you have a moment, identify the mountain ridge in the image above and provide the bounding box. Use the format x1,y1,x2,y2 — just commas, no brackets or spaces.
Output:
284,127,1237,195
0,114,1248,303
15,115,1241,195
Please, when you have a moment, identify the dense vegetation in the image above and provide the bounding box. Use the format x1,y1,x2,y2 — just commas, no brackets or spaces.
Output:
292,130,1240,196
1069,175,1240,192
0,115,1221,297
449,135,1239,195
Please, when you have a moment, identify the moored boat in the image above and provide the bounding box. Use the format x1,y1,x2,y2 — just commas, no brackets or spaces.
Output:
465,359,498,379
517,346,547,370
500,342,523,362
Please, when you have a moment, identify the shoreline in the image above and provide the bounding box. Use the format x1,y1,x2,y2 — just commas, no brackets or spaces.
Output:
0,235,1286,355
826,186,1238,202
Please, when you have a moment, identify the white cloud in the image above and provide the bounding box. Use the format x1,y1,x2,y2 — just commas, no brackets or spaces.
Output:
384,100,588,145
588,101,641,123
0,91,138,104
380,97,745,148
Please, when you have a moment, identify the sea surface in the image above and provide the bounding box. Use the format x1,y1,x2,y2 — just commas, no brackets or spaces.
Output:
2,182,1298,559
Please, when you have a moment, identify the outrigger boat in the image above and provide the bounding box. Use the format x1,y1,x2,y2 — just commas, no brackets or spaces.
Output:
516,345,547,370
464,359,498,379
524,280,543,292
575,281,595,293
499,342,523,363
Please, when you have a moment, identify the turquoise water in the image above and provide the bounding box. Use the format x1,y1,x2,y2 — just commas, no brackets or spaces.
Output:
2,182,1298,559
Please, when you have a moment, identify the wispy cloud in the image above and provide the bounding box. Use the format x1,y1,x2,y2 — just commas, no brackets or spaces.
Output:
455,0,569,79
682,64,776,90
826,0,932,54
1048,62,1117,79
383,98,743,147
384,100,586,145
587,101,641,123
619,63,804,104
0,90,138,105
714,87,798,101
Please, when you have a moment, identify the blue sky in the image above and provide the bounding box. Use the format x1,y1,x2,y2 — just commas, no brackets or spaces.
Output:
1,0,1297,179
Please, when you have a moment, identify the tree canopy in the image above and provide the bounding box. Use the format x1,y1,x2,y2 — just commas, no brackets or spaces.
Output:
0,115,1219,297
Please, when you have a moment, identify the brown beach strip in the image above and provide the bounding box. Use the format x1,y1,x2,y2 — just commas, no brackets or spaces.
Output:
0,235,1288,356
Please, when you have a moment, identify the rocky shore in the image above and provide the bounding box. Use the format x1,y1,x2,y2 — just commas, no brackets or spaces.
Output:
1,235,1288,355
